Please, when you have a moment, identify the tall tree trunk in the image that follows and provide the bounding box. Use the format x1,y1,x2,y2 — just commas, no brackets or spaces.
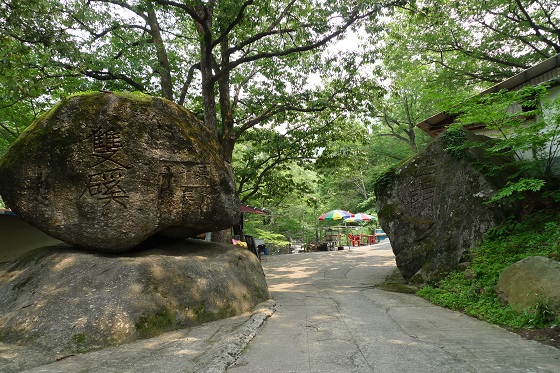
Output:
147,7,174,101
193,6,219,138
218,36,236,162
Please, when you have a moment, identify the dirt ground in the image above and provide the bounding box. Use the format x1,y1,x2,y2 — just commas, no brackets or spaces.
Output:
512,326,560,350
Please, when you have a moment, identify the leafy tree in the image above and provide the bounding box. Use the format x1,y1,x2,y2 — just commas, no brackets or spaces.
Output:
378,0,560,86
0,0,75,152
1,0,404,159
357,14,467,157
234,131,313,204
313,119,371,207
358,0,559,193
240,159,323,244
364,75,434,155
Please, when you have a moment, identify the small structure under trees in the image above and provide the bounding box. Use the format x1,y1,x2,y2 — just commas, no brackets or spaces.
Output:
417,54,560,137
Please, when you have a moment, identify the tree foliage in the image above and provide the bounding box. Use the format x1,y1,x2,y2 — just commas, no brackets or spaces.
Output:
1,0,403,159
360,0,559,157
378,0,560,86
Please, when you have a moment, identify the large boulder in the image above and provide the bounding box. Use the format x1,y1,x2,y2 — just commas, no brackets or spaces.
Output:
0,240,270,355
0,92,240,252
374,131,514,281
496,256,560,314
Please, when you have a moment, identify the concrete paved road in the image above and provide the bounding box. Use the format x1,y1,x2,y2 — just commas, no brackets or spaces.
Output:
5,241,560,372
229,242,560,373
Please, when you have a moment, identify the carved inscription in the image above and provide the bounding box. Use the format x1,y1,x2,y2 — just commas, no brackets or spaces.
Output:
158,161,213,216
81,128,130,208
410,159,436,217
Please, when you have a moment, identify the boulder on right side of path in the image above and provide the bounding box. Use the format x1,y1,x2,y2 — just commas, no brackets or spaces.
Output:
374,130,517,282
496,256,560,314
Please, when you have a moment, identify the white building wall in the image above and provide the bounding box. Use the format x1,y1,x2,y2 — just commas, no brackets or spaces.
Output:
471,83,560,175
541,84,560,174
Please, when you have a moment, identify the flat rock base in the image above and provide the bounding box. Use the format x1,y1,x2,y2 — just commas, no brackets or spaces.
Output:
0,239,270,355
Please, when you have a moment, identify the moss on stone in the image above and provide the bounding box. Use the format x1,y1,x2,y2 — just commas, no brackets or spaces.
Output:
136,308,176,339
373,167,398,195
378,268,420,294
377,204,399,221
216,303,238,319
443,128,468,159
72,332,87,344
180,301,239,325
373,154,416,195
377,282,419,294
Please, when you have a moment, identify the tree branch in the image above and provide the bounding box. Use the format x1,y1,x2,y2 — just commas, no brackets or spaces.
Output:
0,119,18,139
218,8,377,81
179,63,201,106
212,0,254,48
153,0,205,27
83,69,147,91
514,0,560,53
89,0,148,21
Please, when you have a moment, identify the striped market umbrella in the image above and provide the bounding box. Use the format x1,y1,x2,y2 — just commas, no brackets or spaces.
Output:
345,213,374,223
318,210,353,221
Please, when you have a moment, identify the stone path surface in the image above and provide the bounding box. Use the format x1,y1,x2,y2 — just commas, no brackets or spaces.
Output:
229,242,560,372
3,241,560,372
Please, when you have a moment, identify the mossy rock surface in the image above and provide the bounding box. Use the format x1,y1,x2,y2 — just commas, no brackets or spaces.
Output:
496,256,560,314
0,92,240,252
374,131,517,281
0,239,270,355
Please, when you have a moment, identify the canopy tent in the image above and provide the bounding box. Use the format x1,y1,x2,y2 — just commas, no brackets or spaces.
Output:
234,203,267,241
345,213,374,223
241,204,266,215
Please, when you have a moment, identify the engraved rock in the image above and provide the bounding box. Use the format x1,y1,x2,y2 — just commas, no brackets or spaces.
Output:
374,130,517,282
0,92,240,252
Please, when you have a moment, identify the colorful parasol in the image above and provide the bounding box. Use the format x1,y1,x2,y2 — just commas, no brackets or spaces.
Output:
345,213,374,222
318,210,353,221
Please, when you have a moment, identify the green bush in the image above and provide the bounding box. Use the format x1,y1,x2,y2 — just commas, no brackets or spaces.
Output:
244,227,291,249
417,208,560,329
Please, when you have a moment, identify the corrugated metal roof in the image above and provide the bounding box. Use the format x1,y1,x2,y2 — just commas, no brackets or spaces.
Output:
417,54,560,137
480,54,560,94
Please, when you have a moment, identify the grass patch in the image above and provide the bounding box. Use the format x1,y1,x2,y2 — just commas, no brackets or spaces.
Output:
416,208,560,329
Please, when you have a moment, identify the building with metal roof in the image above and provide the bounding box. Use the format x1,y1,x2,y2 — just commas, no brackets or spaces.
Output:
417,54,560,137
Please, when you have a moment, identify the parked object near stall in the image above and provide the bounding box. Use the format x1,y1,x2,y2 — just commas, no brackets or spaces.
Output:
375,229,388,243
324,226,345,246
